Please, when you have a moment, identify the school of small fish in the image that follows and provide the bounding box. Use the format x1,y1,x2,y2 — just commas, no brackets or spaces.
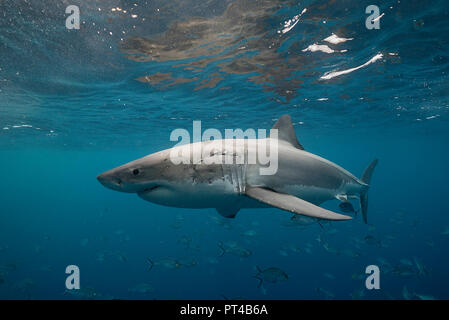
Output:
0,208,446,300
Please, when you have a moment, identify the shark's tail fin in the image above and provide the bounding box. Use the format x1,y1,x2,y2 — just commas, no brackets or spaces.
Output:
360,159,378,224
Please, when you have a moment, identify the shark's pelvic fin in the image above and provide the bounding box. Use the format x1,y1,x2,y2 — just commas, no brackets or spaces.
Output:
246,187,352,221
270,114,305,150
216,206,239,219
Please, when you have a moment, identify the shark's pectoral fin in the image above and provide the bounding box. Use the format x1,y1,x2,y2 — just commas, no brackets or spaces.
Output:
246,187,352,221
216,206,239,219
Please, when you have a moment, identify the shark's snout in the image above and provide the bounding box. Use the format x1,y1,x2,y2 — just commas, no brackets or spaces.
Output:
97,171,123,191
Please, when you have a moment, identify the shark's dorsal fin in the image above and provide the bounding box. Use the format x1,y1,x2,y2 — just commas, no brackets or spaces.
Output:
246,187,352,221
270,115,304,150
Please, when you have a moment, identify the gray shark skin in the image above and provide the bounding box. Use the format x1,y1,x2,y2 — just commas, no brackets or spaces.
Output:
97,115,377,223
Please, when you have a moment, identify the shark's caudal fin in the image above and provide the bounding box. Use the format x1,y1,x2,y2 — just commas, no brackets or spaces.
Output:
360,159,379,224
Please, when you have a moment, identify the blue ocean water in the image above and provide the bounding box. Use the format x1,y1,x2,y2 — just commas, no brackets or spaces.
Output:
1,0,448,300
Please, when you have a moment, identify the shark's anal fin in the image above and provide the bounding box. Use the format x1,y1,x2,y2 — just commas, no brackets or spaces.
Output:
216,206,239,219
246,187,352,221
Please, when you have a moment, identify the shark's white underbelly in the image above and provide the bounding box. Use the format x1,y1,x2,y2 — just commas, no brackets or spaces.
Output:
138,178,246,208
138,175,350,209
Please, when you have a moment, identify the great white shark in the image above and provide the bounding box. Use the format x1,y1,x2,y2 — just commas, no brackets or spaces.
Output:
97,115,377,223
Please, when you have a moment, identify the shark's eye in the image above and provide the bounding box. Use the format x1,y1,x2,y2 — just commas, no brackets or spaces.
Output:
132,169,140,176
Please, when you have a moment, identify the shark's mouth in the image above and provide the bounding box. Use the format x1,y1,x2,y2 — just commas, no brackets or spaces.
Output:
142,185,159,193
137,185,162,201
